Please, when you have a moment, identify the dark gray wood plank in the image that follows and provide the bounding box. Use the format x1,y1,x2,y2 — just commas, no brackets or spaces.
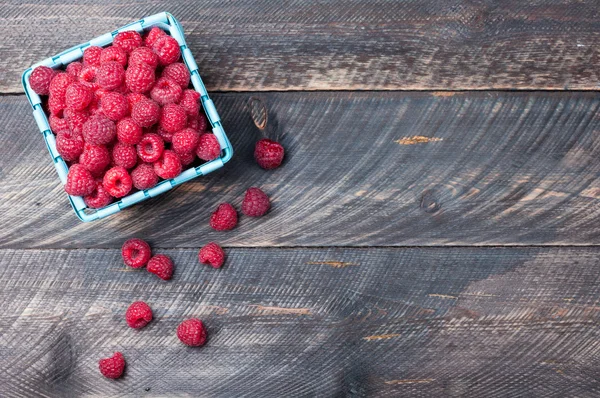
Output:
3,91,600,248
3,0,600,93
1,247,599,397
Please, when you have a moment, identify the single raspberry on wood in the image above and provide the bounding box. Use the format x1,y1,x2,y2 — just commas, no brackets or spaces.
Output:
199,242,225,268
131,99,161,127
116,117,143,145
178,89,201,117
112,142,137,169
66,61,83,78
177,318,207,347
84,180,113,209
121,238,152,268
254,138,284,170
153,150,182,179
177,150,196,167
210,203,238,231
129,46,159,69
172,128,200,154
78,65,99,91
125,301,153,329
83,46,102,66
97,61,125,90
29,66,55,95
196,133,221,161
242,187,271,217
56,129,84,161
65,164,96,196
152,35,181,66
64,108,89,135
100,46,127,67
144,26,167,47
137,133,164,163
113,31,143,54
65,82,93,111
131,163,158,190
79,144,110,176
99,352,125,379
103,166,133,198
150,77,182,105
147,254,174,280
83,114,116,145
101,92,129,121
162,63,190,89
125,62,155,93
159,103,187,133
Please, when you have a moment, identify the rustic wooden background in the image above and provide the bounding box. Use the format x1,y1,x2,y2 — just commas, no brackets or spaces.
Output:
2,1,600,397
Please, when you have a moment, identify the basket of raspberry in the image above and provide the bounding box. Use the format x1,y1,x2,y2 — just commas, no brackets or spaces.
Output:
21,12,233,222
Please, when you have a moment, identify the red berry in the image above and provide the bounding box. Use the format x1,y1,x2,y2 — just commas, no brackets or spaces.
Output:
145,27,167,47
131,163,158,190
65,82,92,111
127,92,146,112
125,62,155,93
100,92,129,121
159,103,187,133
29,66,55,95
48,94,65,116
103,166,133,198
137,133,164,163
196,133,221,161
210,203,238,231
147,254,174,280
100,46,127,66
83,46,102,66
78,65,99,91
150,77,182,105
113,31,143,54
131,99,160,127
177,151,196,167
129,46,159,69
121,238,152,268
82,114,116,145
242,187,270,217
66,61,83,78
116,117,143,145
125,301,153,329
49,73,75,101
162,63,190,89
49,114,68,132
199,242,225,268
152,35,181,66
79,144,110,176
65,164,96,196
156,125,174,143
112,142,137,169
84,180,113,209
172,128,200,154
97,61,125,90
153,150,182,179
177,318,207,347
56,129,84,161
254,138,284,170
178,89,201,117
64,108,89,135
99,352,125,379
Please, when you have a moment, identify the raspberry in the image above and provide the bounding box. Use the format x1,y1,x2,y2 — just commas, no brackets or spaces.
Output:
153,35,181,66
78,65,99,91
99,352,125,379
116,117,143,145
156,125,174,143
112,142,137,169
162,63,190,89
136,133,164,162
196,133,221,161
177,151,196,167
65,82,92,111
125,62,155,93
49,73,75,101
150,77,182,105
29,66,55,95
100,92,129,121
153,150,182,179
64,108,89,135
66,61,83,78
83,114,116,145
131,163,158,190
125,301,153,329
199,242,225,268
103,166,133,198
113,82,130,95
172,128,200,154
210,203,238,231
121,238,152,268
159,103,187,133
65,164,96,196
84,180,113,209
129,46,159,69
254,138,284,170
48,94,66,116
49,114,68,132
79,144,110,176
177,318,207,347
88,97,101,115
83,46,102,66
145,26,167,47
56,129,84,161
127,92,146,112
113,31,143,54
242,187,270,217
97,61,125,90
100,46,127,67
147,254,174,280
178,89,201,117
131,99,160,127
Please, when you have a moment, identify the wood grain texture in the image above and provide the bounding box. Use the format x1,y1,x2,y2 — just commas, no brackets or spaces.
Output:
4,91,600,248
4,0,600,93
1,247,599,397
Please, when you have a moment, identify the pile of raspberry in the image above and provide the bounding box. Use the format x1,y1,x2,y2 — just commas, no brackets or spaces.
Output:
28,28,222,208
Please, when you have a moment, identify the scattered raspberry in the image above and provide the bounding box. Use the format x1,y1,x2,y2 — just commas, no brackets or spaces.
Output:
178,89,201,117
158,103,186,133
144,27,167,47
65,82,92,111
242,187,270,217
99,352,125,379
196,133,221,161
113,30,143,54
65,164,96,196
177,150,195,167
56,129,84,161
172,128,200,154
49,114,69,132
129,46,159,69
199,242,225,268
147,254,174,280
150,77,182,105
79,144,110,176
254,138,284,170
97,61,125,90
101,92,129,121
121,238,152,268
177,318,207,347
210,203,238,231
83,46,102,66
116,117,143,145
78,65,99,91
48,94,66,116
131,99,160,127
100,46,127,67
29,66,55,95
153,150,182,179
84,180,113,209
156,125,174,143
125,62,155,93
66,61,83,78
131,163,158,190
127,92,146,112
137,133,164,162
49,73,75,101
125,301,153,329
64,108,89,135
82,114,116,145
152,35,181,66
112,142,137,169
103,166,132,198
162,63,190,89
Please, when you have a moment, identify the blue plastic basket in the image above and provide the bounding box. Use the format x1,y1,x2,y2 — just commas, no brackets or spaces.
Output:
21,12,233,222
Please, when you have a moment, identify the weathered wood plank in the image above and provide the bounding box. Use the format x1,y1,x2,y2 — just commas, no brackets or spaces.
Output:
1,247,599,397
3,91,600,248
3,0,600,93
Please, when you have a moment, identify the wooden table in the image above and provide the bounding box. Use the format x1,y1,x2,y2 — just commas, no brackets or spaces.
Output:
2,1,600,396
